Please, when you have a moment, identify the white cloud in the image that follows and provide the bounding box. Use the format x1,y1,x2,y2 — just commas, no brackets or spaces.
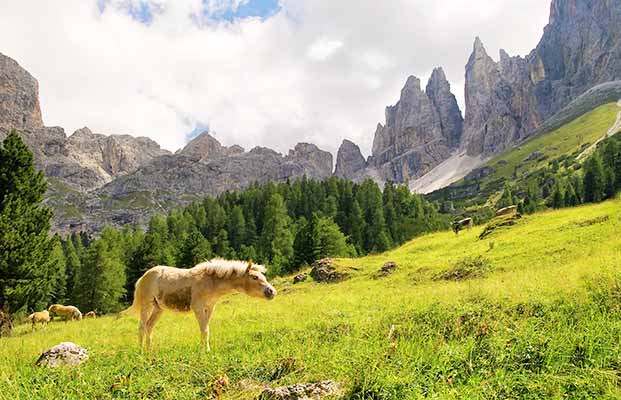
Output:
306,38,344,61
0,0,551,156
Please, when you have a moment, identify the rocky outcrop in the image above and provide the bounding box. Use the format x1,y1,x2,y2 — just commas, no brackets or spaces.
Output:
284,143,333,180
463,0,621,157
369,75,460,183
461,38,540,156
0,53,43,131
426,67,463,148
178,131,243,160
533,0,621,120
334,139,367,180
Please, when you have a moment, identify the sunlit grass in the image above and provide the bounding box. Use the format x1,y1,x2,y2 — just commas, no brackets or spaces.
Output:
1,199,621,399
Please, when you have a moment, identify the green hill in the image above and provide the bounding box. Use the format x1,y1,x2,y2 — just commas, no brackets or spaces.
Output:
1,197,620,399
429,102,621,210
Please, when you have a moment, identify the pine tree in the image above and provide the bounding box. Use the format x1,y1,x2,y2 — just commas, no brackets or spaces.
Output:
49,235,67,303
348,199,365,254
565,182,579,207
179,230,212,268
260,193,294,269
313,216,354,259
227,206,246,251
551,182,565,209
0,131,55,313
292,216,315,268
74,227,126,313
62,236,81,303
583,153,606,203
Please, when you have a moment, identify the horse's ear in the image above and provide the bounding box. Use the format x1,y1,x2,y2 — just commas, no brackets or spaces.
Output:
246,261,253,274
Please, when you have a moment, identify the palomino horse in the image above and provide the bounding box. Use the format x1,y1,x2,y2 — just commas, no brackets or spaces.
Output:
26,310,50,330
125,259,276,351
48,304,82,321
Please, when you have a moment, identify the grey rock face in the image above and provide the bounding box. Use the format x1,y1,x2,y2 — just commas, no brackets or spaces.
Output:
284,143,333,179
334,139,367,180
0,53,43,131
178,131,243,160
426,67,463,148
35,342,88,368
370,74,460,183
463,0,621,157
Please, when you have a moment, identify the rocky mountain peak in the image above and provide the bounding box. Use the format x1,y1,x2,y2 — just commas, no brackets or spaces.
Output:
286,142,333,178
0,53,43,131
179,131,226,160
426,67,463,148
334,139,367,180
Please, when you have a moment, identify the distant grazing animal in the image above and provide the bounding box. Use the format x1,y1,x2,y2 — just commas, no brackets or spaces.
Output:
124,259,277,351
495,205,518,217
25,310,50,330
452,218,474,235
84,311,97,319
48,304,83,321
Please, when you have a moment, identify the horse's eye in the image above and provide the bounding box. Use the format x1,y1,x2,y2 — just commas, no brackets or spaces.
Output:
252,275,258,280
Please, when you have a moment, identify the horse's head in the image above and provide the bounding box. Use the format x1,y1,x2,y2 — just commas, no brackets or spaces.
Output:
240,262,276,300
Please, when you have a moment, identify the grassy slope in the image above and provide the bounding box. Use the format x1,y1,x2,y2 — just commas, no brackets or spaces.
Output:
1,199,621,399
429,102,620,207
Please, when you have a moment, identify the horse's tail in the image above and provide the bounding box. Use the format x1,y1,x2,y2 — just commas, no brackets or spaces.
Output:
119,274,146,318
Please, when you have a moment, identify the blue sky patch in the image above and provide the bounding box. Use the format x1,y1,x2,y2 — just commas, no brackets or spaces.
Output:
185,122,211,142
97,0,280,25
210,0,281,22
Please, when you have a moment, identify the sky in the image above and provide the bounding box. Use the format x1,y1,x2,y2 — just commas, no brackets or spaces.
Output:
0,0,551,156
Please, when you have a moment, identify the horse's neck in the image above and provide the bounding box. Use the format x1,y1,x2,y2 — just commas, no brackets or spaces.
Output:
209,276,245,299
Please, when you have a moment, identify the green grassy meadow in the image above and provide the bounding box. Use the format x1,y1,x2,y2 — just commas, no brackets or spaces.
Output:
2,198,621,399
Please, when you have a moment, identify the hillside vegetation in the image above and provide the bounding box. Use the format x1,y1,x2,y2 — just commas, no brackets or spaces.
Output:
1,198,620,399
429,102,620,209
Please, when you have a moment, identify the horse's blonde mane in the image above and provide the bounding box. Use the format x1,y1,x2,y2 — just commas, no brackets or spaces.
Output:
193,258,266,279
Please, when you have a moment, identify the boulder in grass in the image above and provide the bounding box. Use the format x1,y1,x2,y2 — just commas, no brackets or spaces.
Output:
258,380,340,400
310,259,348,283
35,342,88,368
293,273,307,284
380,261,398,274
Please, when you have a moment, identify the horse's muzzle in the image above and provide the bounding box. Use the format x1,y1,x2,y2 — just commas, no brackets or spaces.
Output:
264,286,276,300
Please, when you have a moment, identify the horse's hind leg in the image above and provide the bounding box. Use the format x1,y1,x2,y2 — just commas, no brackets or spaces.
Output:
139,301,155,351
145,305,163,350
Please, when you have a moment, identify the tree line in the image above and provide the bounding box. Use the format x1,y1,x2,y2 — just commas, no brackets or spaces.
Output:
0,131,448,316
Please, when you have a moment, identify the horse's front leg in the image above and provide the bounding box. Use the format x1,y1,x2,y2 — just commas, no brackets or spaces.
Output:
193,302,215,351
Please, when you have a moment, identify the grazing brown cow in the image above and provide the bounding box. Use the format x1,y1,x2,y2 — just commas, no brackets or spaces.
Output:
452,218,474,235
495,205,518,217
26,310,50,330
124,259,277,351
84,311,97,319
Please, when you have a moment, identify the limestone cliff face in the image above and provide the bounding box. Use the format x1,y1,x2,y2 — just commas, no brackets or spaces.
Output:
0,53,43,131
426,67,463,148
370,74,461,182
462,0,621,157
461,38,540,155
334,139,367,180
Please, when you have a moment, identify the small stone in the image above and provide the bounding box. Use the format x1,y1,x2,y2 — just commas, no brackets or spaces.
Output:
258,380,340,400
293,273,307,284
